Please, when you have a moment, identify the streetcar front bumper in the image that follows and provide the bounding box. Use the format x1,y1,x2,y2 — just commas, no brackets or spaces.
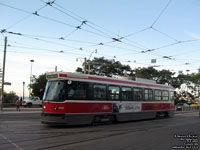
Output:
41,112,94,125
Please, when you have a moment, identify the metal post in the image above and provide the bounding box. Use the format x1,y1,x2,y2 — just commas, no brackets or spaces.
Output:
23,82,25,100
1,37,7,111
29,60,34,97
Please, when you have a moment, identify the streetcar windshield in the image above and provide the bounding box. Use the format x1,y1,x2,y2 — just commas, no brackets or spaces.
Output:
43,80,65,101
43,80,89,102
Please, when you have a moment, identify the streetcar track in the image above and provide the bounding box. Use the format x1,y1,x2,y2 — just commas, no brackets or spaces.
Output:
0,119,166,147
0,113,199,149
0,125,150,147
0,128,109,146
35,128,150,150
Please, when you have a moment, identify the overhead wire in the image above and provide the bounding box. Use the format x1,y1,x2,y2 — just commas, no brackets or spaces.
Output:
4,2,51,30
151,0,172,27
145,39,200,53
42,0,114,39
0,1,177,61
5,30,97,45
3,29,99,53
51,1,114,39
81,0,178,57
150,27,179,42
0,2,112,39
0,1,199,71
117,0,178,52
3,28,150,57
7,28,197,70
5,44,91,57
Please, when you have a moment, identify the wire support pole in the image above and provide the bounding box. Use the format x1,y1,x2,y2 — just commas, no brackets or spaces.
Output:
1,36,7,111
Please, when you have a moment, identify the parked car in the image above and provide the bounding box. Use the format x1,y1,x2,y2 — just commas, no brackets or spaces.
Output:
22,97,42,107
175,103,188,111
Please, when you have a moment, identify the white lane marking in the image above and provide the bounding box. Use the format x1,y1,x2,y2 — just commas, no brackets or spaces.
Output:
0,134,24,150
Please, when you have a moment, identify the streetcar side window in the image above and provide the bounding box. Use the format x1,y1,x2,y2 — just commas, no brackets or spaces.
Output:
154,90,162,101
67,82,89,100
93,84,107,100
149,89,153,101
169,91,174,101
162,91,169,101
108,85,120,100
121,87,132,101
133,88,143,101
144,89,153,101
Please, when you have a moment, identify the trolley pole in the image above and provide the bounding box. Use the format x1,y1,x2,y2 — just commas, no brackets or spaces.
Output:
84,57,87,74
1,36,7,112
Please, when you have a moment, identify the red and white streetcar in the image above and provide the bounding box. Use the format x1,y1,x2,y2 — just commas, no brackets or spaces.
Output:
41,72,174,125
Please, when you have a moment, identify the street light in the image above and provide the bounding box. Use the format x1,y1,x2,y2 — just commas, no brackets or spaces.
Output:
76,49,97,74
29,59,34,97
88,49,97,74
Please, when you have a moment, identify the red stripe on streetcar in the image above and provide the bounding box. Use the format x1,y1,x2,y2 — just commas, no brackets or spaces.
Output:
56,73,171,89
66,102,112,113
59,73,68,78
142,103,174,111
88,76,169,89
43,102,113,114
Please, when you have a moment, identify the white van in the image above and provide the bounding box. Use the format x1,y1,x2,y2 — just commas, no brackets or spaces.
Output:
22,97,42,107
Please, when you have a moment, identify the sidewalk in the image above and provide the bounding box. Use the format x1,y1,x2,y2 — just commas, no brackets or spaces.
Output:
0,107,42,114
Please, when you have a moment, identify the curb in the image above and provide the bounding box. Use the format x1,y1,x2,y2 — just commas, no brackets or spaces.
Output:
0,111,42,114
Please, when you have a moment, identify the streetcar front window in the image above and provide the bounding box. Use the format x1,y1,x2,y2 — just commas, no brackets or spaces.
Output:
43,80,65,101
43,80,89,101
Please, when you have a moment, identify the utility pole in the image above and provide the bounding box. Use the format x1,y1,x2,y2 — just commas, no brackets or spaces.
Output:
1,37,7,111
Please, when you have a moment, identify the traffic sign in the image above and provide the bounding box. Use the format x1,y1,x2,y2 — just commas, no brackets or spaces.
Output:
4,82,11,85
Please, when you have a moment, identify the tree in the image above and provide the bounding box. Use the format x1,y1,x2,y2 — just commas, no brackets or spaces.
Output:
134,67,176,86
134,67,158,80
76,59,178,87
4,91,18,104
175,73,200,104
76,57,133,77
29,73,47,99
34,58,200,104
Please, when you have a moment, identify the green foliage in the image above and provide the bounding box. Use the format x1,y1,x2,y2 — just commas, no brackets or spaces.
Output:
134,67,176,86
28,59,199,104
4,91,18,104
76,58,184,88
76,57,132,77
76,67,83,73
29,73,47,99
135,67,158,80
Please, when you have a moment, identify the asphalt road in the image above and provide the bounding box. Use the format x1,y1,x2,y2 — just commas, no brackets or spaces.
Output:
0,112,199,150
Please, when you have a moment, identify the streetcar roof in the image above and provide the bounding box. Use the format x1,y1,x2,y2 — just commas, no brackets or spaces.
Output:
46,72,174,90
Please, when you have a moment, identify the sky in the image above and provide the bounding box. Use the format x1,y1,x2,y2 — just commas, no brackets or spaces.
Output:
0,0,200,97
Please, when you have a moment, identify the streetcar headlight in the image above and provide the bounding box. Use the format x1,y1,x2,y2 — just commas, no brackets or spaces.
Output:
43,105,46,109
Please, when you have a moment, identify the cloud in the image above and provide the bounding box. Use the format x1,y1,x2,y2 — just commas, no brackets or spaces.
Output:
185,31,200,40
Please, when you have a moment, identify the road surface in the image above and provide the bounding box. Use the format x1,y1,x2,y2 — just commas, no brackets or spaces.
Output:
0,111,199,150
